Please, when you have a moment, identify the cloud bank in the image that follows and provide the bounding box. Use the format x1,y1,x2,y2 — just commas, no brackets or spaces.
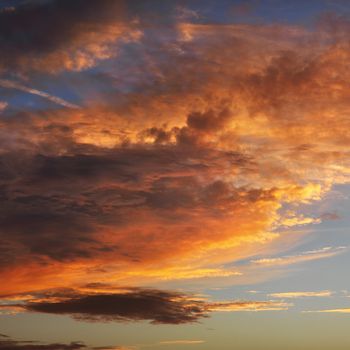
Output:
0,2,350,295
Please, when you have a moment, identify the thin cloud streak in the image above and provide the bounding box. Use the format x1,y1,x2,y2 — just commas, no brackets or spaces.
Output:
251,247,348,267
269,291,333,299
0,336,132,350
0,79,80,109
207,301,291,312
157,340,205,345
303,308,350,314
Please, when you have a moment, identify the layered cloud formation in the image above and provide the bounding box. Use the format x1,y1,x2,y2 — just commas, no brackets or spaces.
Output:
0,1,349,303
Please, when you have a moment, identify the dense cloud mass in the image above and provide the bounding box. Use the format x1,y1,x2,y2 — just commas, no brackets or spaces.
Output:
0,1,349,296
0,0,140,72
20,289,205,324
1,286,289,324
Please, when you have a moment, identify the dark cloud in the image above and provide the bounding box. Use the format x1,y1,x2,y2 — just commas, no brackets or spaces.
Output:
0,335,129,350
13,288,207,325
0,127,255,268
2,287,290,324
0,0,134,72
187,108,232,132
0,338,86,350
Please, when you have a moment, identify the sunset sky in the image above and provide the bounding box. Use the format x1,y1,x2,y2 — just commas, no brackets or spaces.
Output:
1,1,350,349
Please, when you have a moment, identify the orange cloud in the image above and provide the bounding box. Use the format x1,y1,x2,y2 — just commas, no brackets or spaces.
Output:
206,301,291,312
1,13,350,294
0,101,7,113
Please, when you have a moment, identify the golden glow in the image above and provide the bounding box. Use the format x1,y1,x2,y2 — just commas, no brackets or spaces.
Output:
1,16,350,298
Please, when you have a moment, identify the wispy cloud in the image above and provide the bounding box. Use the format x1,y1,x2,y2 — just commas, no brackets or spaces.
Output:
251,247,348,267
158,340,205,346
0,336,86,350
207,301,291,312
304,308,350,314
269,291,333,299
0,79,79,109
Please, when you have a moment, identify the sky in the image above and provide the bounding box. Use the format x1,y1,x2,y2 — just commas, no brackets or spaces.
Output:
0,0,350,349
